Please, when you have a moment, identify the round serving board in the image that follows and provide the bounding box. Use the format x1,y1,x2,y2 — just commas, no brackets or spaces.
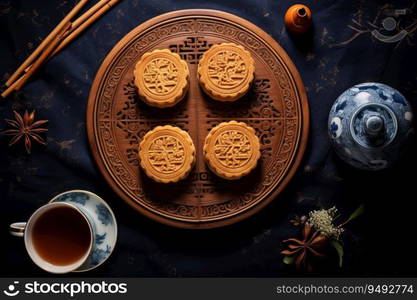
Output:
87,9,309,229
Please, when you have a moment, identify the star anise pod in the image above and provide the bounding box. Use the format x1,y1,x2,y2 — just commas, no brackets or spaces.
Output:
281,224,328,272
1,110,48,154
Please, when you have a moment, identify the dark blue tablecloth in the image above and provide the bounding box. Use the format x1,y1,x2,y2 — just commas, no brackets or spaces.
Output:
1,0,417,277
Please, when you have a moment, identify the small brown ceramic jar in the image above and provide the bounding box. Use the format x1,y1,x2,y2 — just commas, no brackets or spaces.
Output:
284,4,312,34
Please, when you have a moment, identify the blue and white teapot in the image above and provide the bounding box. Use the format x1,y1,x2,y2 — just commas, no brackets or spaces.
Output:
328,82,413,170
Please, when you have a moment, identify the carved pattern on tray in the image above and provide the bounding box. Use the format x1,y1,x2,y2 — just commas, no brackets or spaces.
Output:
90,12,306,227
169,36,213,64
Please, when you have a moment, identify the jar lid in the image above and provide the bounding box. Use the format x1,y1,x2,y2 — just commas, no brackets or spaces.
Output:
349,103,398,149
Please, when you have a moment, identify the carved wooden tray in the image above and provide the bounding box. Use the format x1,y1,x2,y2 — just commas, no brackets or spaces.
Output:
87,9,309,229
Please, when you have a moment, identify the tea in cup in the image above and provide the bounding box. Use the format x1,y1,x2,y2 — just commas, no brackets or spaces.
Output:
10,190,117,273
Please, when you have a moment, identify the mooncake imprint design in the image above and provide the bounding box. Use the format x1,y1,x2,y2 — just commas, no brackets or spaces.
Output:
204,121,260,180
139,125,195,183
148,136,185,173
198,43,255,101
214,130,252,168
208,50,247,88
144,58,179,94
134,49,189,108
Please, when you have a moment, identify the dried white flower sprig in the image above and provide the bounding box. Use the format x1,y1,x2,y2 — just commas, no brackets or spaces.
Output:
282,204,364,271
307,206,344,240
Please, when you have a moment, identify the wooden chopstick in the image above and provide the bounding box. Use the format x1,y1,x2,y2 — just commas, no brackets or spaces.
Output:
51,0,120,57
2,0,121,98
15,23,73,91
1,74,26,98
20,0,119,76
19,0,111,74
1,22,72,98
71,0,112,32
5,0,89,87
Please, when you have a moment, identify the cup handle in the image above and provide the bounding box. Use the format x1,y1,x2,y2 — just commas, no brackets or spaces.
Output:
9,222,27,237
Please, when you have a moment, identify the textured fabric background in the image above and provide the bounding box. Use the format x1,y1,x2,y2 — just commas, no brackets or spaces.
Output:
1,0,417,277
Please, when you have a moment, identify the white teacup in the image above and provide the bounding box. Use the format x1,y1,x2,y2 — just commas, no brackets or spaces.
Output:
10,202,93,274
9,190,117,274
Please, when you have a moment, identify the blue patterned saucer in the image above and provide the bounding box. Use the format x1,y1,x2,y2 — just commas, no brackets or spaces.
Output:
49,190,117,272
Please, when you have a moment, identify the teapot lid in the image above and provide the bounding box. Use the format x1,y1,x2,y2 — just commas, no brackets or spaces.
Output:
350,103,398,149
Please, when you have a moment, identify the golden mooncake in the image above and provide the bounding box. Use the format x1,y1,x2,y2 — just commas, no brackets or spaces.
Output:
198,43,255,101
139,125,195,183
134,49,189,108
203,121,261,180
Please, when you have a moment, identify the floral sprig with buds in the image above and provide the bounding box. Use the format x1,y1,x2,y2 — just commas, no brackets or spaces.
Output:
281,205,364,271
